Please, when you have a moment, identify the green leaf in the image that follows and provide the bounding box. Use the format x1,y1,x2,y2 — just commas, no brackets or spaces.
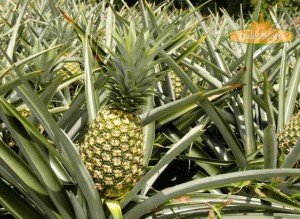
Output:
284,56,300,122
6,0,29,58
260,38,300,74
0,107,74,219
141,84,242,126
1,43,104,217
263,125,277,169
260,184,300,209
199,99,247,169
0,178,45,219
277,44,288,131
0,45,62,80
0,71,41,95
0,140,48,196
83,22,98,124
68,191,88,219
0,97,73,172
121,118,209,208
243,43,256,155
0,140,61,218
142,96,155,166
124,169,300,219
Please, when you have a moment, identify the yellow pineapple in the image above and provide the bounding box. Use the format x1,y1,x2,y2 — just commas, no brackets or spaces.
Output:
80,27,161,199
80,108,143,198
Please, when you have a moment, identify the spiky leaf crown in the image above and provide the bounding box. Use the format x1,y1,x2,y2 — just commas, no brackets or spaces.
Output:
105,26,163,113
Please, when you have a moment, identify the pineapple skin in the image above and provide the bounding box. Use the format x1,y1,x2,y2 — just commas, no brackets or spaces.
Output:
278,112,300,154
64,62,81,75
170,72,183,100
58,62,81,75
80,107,144,198
278,112,300,166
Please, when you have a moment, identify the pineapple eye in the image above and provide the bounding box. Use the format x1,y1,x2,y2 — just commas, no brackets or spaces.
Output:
112,157,122,166
120,134,129,142
112,150,122,157
105,121,114,129
120,143,130,151
124,153,133,160
112,118,122,126
102,153,111,161
96,137,104,145
113,169,123,178
111,138,120,146
93,170,102,178
123,161,131,170
102,131,111,140
131,164,138,174
103,165,113,174
104,177,114,185
111,129,121,137
102,143,111,151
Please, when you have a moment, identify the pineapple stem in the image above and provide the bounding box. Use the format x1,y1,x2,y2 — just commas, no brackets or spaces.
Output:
105,200,123,219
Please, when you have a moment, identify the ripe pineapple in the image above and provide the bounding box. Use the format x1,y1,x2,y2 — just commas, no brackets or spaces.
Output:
278,111,300,167
80,27,161,199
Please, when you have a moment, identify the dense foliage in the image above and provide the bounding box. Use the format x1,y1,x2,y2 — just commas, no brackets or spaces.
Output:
0,0,299,218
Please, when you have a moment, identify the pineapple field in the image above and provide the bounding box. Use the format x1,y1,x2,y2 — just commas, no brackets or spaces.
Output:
0,0,300,218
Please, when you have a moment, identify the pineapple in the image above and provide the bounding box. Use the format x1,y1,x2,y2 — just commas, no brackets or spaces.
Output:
278,111,300,167
169,67,208,100
19,107,31,117
80,27,161,199
170,71,184,100
58,54,82,76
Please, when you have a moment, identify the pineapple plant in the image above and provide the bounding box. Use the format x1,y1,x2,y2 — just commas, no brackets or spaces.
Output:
80,27,162,199
47,16,82,76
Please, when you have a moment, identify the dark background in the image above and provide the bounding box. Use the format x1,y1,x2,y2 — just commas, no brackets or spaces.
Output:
123,0,253,16
115,0,299,16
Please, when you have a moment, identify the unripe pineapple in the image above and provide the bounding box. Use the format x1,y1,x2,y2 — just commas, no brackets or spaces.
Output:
278,111,300,167
80,27,161,199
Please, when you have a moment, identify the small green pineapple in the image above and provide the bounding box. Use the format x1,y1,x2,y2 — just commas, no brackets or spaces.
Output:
80,27,161,199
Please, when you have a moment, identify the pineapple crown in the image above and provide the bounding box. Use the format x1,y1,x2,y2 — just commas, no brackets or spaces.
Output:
105,25,164,113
